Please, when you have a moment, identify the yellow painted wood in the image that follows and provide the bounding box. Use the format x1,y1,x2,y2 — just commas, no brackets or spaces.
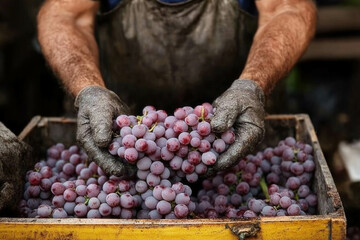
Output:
0,216,346,240
0,219,240,240
331,217,347,240
260,217,330,240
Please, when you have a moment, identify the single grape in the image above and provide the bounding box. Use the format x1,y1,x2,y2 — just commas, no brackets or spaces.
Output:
287,204,301,216
120,193,135,209
279,196,292,209
99,203,112,217
52,208,68,218
156,200,172,215
37,204,53,218
201,151,217,165
174,204,189,218
261,206,276,216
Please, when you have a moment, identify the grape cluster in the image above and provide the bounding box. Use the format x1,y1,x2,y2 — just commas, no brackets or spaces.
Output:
19,144,137,218
195,137,318,218
18,143,195,219
108,103,235,183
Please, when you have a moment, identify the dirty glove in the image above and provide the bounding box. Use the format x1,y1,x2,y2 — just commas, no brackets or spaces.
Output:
0,122,32,213
210,79,265,172
75,85,134,177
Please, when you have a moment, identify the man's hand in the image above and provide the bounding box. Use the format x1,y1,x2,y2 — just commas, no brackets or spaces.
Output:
75,85,135,177
210,79,265,172
0,122,32,214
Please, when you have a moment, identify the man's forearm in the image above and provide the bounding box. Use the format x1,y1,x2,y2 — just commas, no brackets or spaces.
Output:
240,0,317,95
37,0,103,96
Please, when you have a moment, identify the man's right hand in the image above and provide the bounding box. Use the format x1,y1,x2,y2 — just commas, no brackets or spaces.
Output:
75,85,134,177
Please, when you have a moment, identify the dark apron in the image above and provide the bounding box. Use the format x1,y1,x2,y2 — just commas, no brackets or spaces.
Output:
96,0,257,113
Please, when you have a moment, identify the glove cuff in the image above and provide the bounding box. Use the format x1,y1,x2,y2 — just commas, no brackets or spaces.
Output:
74,85,121,110
231,79,265,105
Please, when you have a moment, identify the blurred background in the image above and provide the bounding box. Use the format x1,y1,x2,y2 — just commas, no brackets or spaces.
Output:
0,0,359,236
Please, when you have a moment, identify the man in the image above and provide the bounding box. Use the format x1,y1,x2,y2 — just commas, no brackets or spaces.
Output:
36,0,316,177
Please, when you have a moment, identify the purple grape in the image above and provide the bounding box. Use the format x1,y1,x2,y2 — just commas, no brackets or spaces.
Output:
122,134,137,148
106,193,121,207
52,208,68,218
124,148,139,163
169,156,183,170
87,209,101,218
243,210,257,218
287,204,301,216
64,202,76,215
173,120,188,134
86,183,100,198
201,151,217,165
282,147,295,161
186,172,199,183
135,139,148,152
156,200,172,215
37,204,53,218
52,195,65,208
120,193,135,209
279,196,292,209
305,194,317,207
150,161,165,175
174,204,189,218
261,206,276,216
132,124,147,138
146,173,161,187
160,147,174,161
161,187,176,201
149,209,162,219
290,162,304,175
303,160,315,172
286,177,301,190
99,203,112,217
74,203,88,217
298,185,310,198
248,199,266,213
198,140,211,153
145,196,158,210
135,180,148,193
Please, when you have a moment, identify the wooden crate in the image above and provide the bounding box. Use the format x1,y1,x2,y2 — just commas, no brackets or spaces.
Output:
0,114,346,240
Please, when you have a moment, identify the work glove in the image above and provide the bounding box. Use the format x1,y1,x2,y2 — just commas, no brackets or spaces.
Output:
210,79,265,173
0,122,32,213
75,85,135,177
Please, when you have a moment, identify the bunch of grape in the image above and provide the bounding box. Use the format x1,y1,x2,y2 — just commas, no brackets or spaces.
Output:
108,103,235,183
18,143,195,219
136,181,196,219
194,137,318,218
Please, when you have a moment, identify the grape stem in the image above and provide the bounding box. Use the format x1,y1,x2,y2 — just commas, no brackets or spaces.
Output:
84,196,90,205
260,177,270,201
136,110,148,125
149,122,158,132
199,107,205,122
294,190,299,201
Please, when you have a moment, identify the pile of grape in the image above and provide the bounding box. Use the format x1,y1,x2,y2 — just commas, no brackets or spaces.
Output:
195,137,317,217
109,103,235,183
19,144,195,219
18,104,318,219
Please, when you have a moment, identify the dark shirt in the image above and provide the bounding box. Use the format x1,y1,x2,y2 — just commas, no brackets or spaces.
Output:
104,0,257,15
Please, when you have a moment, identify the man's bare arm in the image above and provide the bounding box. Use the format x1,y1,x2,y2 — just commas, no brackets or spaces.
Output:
240,0,317,95
37,0,103,96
